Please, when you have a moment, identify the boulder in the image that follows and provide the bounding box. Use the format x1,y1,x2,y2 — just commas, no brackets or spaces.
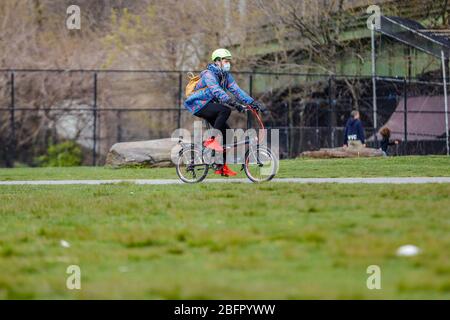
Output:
105,138,182,168
300,146,384,158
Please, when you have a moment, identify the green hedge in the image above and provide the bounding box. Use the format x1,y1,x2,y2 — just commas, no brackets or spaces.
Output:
36,141,83,167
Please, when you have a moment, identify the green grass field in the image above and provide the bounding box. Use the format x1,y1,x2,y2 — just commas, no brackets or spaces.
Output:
0,156,449,299
1,156,449,180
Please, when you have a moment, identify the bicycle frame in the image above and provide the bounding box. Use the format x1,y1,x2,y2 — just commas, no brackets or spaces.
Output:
178,103,268,169
176,103,277,183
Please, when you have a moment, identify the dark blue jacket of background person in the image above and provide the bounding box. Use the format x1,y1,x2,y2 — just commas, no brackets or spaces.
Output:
343,118,365,145
380,137,396,155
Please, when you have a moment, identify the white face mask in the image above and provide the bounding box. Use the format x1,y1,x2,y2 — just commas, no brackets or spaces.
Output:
222,62,231,72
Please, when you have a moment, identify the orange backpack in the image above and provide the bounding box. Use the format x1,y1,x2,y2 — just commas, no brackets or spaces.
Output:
185,72,207,98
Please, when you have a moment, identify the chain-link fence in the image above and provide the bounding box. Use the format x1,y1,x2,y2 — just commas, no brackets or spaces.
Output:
0,69,449,167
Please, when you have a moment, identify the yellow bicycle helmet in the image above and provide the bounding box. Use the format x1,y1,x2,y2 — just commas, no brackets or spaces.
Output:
211,48,232,62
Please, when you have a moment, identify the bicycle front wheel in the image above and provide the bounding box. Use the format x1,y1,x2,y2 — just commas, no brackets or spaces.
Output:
244,146,278,183
176,147,209,183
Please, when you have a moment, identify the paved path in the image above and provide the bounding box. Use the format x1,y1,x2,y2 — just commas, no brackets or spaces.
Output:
1,177,450,185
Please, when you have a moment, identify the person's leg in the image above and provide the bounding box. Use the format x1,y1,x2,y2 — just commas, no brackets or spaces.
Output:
195,103,222,149
194,103,234,173
212,105,231,144
195,102,231,145
194,103,218,127
211,105,231,164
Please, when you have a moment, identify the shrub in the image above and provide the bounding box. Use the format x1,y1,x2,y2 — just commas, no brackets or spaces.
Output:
36,141,83,167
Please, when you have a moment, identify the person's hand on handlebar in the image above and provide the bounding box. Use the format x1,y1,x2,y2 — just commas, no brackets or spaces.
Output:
250,100,269,115
227,99,246,113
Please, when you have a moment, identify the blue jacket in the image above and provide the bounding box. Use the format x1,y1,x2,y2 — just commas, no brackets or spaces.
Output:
184,64,254,114
344,118,365,144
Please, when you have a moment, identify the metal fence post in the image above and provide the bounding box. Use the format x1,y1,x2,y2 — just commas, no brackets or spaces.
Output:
116,110,122,142
287,79,293,157
315,104,319,149
371,27,378,146
285,102,289,157
328,75,335,148
442,51,450,156
178,72,182,129
92,72,97,166
248,74,253,129
9,72,15,167
403,77,408,154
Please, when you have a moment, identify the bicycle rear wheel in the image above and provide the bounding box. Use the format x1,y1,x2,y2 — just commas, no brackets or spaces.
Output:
176,147,209,183
244,146,278,183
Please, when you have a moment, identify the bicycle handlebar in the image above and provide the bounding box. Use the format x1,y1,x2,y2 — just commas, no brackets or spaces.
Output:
222,102,267,142
228,102,269,114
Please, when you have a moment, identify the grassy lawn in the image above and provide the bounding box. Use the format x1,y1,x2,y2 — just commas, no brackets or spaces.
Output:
0,156,449,180
0,182,449,299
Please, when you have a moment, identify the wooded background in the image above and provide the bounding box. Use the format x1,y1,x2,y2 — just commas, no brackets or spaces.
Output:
0,0,448,165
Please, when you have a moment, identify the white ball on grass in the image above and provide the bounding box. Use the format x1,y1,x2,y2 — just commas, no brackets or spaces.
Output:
60,240,71,248
396,244,420,257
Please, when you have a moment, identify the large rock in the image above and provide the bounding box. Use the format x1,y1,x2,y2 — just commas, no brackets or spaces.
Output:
105,138,181,168
300,146,383,158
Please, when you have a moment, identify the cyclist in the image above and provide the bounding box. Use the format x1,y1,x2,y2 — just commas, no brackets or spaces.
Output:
184,48,265,177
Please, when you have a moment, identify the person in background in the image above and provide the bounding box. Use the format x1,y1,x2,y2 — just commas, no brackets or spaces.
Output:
343,110,365,149
379,127,399,156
